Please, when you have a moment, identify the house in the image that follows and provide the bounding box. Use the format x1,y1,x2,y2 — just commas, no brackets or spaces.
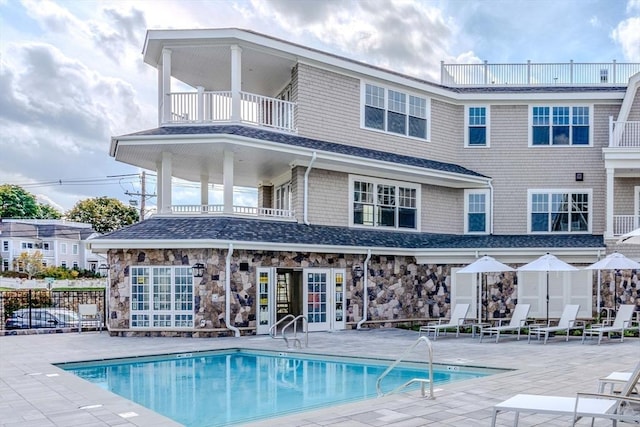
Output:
87,28,640,337
0,219,103,273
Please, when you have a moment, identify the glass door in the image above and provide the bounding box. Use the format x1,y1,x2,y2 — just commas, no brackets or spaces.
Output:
303,269,330,331
332,269,346,330
256,267,274,335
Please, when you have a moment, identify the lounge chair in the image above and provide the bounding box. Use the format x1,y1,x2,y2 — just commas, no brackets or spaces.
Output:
491,361,640,426
479,303,530,343
418,303,469,340
582,304,637,345
527,304,581,344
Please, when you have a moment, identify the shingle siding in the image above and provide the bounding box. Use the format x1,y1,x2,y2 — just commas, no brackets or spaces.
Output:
306,169,349,226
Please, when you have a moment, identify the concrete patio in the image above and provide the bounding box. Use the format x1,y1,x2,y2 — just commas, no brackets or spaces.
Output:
0,328,638,426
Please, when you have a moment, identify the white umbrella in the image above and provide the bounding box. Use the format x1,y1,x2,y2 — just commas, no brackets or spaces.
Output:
584,252,640,313
517,253,578,323
457,256,515,323
617,228,640,245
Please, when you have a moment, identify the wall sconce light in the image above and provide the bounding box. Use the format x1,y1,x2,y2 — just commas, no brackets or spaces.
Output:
575,172,584,182
98,264,110,277
192,262,205,278
353,265,364,278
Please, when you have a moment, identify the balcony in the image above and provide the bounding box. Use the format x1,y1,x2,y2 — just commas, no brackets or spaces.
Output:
613,215,640,236
441,61,640,87
609,119,640,147
169,204,295,221
165,90,296,133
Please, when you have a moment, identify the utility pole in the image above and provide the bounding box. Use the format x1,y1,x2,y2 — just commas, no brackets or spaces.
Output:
125,171,155,221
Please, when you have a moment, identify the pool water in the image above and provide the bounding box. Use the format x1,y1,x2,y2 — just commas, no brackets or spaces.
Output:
60,349,499,426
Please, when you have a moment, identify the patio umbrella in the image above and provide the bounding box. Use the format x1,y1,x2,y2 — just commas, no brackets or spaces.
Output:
517,253,578,323
584,252,640,313
457,256,515,323
617,227,640,245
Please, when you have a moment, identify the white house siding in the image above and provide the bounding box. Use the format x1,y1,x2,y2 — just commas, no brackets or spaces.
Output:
421,184,463,233
291,166,304,224
613,177,640,218
306,169,349,226
295,63,455,161
428,99,464,163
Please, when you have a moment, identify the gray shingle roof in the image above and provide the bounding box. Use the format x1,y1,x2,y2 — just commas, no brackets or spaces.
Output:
119,125,487,179
96,216,604,250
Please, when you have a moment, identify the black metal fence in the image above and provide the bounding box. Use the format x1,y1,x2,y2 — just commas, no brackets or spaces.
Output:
1,289,106,331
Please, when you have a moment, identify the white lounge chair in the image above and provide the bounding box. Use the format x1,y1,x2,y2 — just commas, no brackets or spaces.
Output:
418,303,469,340
78,304,103,333
527,304,582,344
582,304,637,345
479,304,530,343
491,361,640,426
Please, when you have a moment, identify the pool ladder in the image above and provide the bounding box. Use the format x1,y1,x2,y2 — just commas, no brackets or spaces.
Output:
269,314,308,349
375,336,434,399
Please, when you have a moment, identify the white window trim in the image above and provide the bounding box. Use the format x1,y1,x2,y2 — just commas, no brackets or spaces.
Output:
60,243,67,255
465,105,490,148
72,244,79,255
360,81,431,142
527,188,592,234
2,240,8,252
348,174,421,231
130,265,195,329
464,189,490,234
528,104,593,147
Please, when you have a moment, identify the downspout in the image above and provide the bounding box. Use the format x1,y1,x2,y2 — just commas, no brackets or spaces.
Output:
356,249,372,330
303,152,317,225
225,243,240,337
488,179,494,234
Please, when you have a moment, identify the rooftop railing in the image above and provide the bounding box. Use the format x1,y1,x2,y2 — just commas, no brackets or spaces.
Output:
169,204,296,220
441,60,640,87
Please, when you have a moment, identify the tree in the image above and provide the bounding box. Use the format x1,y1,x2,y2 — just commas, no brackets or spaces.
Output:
14,251,44,279
0,184,61,219
66,196,139,233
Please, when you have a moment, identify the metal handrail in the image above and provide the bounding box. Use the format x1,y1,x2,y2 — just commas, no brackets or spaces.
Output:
376,335,434,399
282,315,308,349
269,314,294,339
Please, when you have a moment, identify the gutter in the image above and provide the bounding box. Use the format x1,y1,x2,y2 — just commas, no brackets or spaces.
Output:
356,249,372,329
488,179,494,234
303,151,317,225
225,243,241,337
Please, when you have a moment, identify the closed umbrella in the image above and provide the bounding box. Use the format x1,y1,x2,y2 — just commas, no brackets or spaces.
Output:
517,253,578,323
457,256,515,323
584,252,640,313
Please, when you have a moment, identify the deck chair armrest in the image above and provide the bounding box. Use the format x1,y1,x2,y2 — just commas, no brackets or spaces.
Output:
575,392,640,404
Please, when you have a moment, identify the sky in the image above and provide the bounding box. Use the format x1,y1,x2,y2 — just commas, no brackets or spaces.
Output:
1,0,639,214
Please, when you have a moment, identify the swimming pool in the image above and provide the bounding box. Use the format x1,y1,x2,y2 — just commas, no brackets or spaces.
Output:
59,349,502,426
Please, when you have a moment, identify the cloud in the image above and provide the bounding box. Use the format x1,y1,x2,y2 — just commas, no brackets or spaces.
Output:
250,0,455,81
612,17,640,61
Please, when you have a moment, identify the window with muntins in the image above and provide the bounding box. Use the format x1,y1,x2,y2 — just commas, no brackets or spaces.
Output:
531,106,590,145
465,190,489,233
2,241,8,252
530,191,590,233
130,266,194,328
467,107,488,147
351,176,419,230
363,83,428,139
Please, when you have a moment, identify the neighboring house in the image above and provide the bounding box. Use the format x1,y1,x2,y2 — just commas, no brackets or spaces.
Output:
87,28,640,337
0,219,103,273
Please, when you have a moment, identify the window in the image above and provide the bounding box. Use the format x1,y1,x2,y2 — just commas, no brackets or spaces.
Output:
72,244,78,255
42,242,50,251
529,190,590,233
465,189,489,233
61,261,67,268
21,242,34,249
466,106,489,147
350,176,419,230
60,243,67,254
2,241,8,252
363,83,429,139
72,261,78,269
275,182,291,211
2,259,8,271
531,106,590,146
130,266,194,328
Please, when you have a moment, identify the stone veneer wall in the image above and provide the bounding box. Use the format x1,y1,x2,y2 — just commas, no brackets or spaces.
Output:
107,249,522,337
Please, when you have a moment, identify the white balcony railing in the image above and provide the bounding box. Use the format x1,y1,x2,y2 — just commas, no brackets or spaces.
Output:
169,204,295,220
613,215,639,236
609,118,640,148
167,90,296,133
441,61,640,87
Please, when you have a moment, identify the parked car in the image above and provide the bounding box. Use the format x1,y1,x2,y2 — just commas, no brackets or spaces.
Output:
5,308,83,329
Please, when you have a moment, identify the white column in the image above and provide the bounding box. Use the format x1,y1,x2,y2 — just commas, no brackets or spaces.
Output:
160,152,173,214
223,151,234,214
606,168,614,239
162,48,172,124
156,160,163,212
157,66,163,125
200,174,209,206
197,86,204,122
230,45,242,122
